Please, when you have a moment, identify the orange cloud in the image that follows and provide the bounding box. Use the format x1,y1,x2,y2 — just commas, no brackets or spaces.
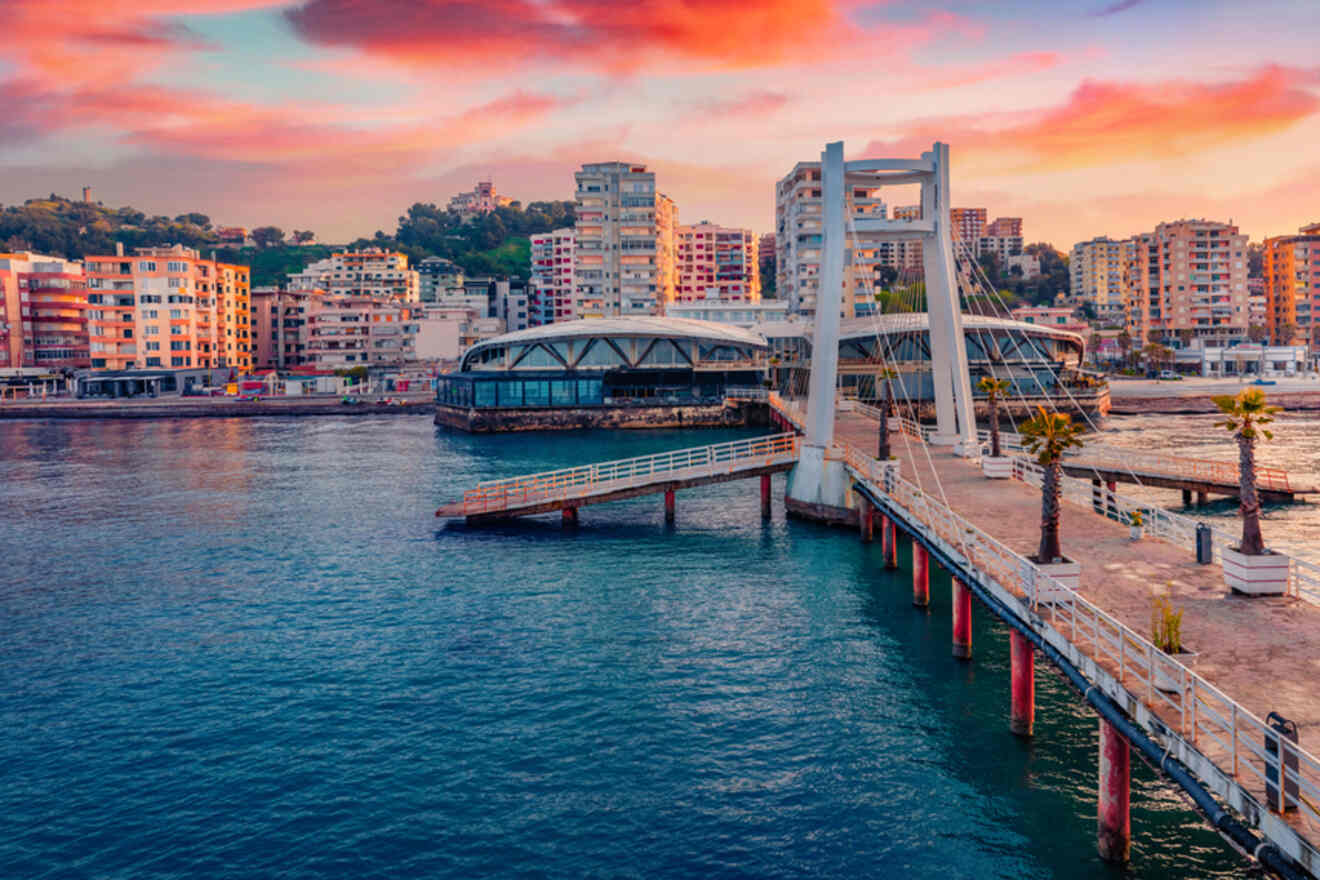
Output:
864,66,1320,170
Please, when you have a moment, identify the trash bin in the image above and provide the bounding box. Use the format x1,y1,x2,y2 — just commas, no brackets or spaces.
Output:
1266,711,1299,813
1195,523,1213,565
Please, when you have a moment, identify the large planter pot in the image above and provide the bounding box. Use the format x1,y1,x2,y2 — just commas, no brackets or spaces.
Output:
1221,546,1289,596
1023,556,1081,604
981,455,1012,479
1129,525,1144,541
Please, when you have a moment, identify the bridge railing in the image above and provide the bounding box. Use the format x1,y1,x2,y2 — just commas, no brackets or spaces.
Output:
461,432,800,515
1064,445,1291,493
846,400,935,443
841,440,1320,850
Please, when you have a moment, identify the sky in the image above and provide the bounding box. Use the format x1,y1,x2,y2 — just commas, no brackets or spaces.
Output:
1,0,1318,248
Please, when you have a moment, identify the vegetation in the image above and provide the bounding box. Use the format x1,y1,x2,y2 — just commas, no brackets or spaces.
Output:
976,376,1011,457
1150,594,1184,654
0,193,575,286
1213,388,1281,556
975,243,1071,306
1129,510,1144,528
1020,406,1086,563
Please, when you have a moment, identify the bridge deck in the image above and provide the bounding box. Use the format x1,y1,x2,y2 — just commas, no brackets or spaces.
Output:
835,408,1320,841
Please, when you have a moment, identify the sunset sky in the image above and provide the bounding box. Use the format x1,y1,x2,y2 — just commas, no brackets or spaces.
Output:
2,0,1318,248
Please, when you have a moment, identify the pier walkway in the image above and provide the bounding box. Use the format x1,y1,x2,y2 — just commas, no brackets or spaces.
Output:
787,394,1320,872
436,432,799,523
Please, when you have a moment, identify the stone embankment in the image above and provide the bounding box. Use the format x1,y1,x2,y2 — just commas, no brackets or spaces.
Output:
0,394,435,420
1109,390,1320,415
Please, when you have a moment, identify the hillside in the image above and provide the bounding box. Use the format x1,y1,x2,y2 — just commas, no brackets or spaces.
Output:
0,195,574,286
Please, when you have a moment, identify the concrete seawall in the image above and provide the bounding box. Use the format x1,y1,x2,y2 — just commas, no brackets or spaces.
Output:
434,400,770,432
0,397,435,420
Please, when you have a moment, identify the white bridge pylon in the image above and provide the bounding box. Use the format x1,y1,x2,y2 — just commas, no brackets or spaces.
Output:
789,141,978,514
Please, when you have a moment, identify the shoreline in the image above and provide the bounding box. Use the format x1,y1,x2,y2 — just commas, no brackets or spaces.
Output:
0,395,435,420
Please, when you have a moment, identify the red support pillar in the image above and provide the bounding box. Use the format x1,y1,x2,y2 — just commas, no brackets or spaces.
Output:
912,543,929,607
1098,718,1131,864
761,474,772,520
882,516,898,569
1009,630,1035,736
859,498,874,542
952,577,972,660
664,488,676,524
562,506,578,526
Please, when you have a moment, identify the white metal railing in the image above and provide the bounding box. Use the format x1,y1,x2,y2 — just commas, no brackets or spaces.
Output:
976,427,1026,453
842,440,1320,865
1065,445,1292,493
724,386,769,401
462,432,800,515
847,400,936,443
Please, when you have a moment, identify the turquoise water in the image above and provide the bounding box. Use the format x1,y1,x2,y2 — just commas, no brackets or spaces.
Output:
1,417,1248,878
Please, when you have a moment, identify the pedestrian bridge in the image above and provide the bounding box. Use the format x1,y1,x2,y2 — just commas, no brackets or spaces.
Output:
435,432,800,523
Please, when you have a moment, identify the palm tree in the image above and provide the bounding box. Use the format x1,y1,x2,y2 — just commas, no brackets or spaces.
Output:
1213,388,1281,556
1020,406,1085,563
877,368,897,460
976,376,1011,457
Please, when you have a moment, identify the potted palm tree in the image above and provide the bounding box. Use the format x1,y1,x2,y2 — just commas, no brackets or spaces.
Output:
1020,406,1085,602
977,376,1012,479
1214,388,1289,595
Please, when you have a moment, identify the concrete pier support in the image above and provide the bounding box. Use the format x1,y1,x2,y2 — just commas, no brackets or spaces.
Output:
1182,489,1192,506
562,506,579,526
1009,630,1035,736
882,516,898,569
1197,490,1208,506
664,489,676,523
913,543,929,607
859,498,874,542
761,474,772,520
1098,719,1131,863
952,577,972,659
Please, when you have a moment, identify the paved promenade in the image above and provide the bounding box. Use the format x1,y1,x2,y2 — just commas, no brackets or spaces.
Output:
836,408,1320,832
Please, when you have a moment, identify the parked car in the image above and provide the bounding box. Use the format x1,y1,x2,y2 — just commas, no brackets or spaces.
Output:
1157,370,1179,380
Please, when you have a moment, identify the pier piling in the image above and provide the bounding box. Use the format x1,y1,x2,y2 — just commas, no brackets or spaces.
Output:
761,474,772,519
562,506,578,526
952,577,972,659
859,498,874,542
1010,630,1034,736
1097,719,1131,863
882,516,898,569
664,489,676,524
913,543,929,607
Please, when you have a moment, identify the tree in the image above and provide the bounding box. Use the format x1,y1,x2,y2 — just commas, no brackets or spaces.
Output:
1213,388,1280,556
877,368,897,460
1020,406,1085,563
251,226,285,248
1117,329,1133,364
977,376,1011,458
291,229,316,244
1247,242,1264,278
1248,324,1270,343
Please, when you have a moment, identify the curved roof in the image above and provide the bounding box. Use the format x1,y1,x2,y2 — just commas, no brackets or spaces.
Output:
468,316,767,350
758,313,1085,346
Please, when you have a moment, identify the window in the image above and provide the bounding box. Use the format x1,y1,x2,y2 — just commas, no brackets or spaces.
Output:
138,261,157,272
146,341,160,351
144,326,159,336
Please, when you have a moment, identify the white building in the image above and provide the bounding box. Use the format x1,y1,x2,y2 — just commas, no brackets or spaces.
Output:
573,162,676,317
530,228,575,325
665,300,790,328
1070,237,1127,319
290,249,420,303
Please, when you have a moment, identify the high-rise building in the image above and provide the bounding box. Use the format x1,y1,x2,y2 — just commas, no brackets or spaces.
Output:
775,161,896,316
949,208,987,249
529,228,575,325
979,217,1024,262
1069,237,1127,319
0,252,89,370
418,257,464,302
84,245,251,371
290,248,419,302
250,287,317,370
573,162,676,317
675,222,760,304
1123,220,1249,343
1262,223,1320,346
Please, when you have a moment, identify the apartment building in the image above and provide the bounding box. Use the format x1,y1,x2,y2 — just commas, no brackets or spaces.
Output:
775,162,899,317
250,287,317,370
949,208,987,248
1125,220,1249,343
84,245,251,371
1263,223,1320,345
675,222,760,304
529,227,575,325
303,295,416,369
0,252,89,370
418,257,464,303
290,248,419,302
979,217,1024,262
573,162,676,317
1069,237,1127,319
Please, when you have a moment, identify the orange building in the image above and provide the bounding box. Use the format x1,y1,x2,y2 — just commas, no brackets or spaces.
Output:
85,245,251,371
1262,223,1320,346
0,252,90,370
675,222,760,304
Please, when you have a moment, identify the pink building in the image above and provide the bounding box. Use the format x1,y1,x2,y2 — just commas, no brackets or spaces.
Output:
250,287,318,369
529,228,575,325
675,222,760,304
0,252,90,370
304,294,416,368
1011,304,1089,336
